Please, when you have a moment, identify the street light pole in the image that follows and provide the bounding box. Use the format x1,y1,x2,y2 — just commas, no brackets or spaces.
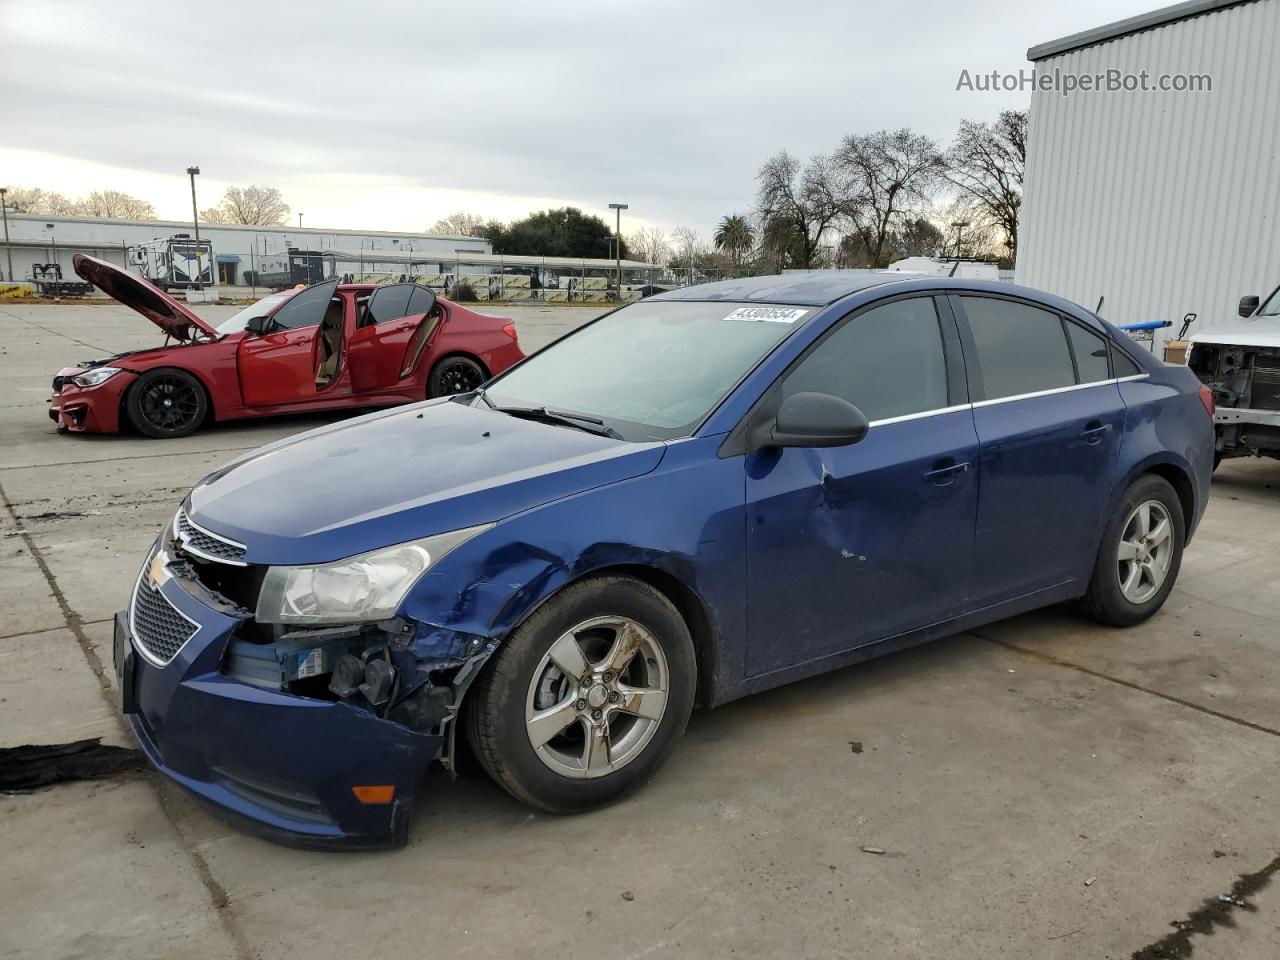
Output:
0,188,12,282
608,202,628,297
186,166,202,290
299,212,303,229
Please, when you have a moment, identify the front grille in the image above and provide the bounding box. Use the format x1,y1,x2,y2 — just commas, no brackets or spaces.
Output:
1251,356,1280,410
131,579,199,664
176,509,247,565
52,375,68,393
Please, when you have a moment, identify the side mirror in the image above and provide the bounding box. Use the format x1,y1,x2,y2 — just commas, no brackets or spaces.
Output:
768,392,869,449
1239,295,1260,318
244,315,275,336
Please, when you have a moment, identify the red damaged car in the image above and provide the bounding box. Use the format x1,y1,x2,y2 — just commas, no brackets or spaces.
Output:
49,254,525,438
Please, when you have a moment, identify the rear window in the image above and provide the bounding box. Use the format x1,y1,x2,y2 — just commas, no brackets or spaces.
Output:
962,296,1075,401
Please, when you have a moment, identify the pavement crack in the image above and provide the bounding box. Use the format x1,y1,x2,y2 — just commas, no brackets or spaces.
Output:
1131,851,1280,959
1,445,258,472
972,631,1280,739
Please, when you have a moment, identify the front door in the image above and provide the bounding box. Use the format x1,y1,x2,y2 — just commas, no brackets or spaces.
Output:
238,279,340,407
952,295,1126,604
348,283,438,393
745,295,979,676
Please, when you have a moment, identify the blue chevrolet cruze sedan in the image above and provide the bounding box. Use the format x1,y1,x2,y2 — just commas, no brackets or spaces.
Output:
114,273,1215,847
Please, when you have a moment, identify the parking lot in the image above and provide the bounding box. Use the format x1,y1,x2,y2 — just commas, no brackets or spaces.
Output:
3,299,1280,959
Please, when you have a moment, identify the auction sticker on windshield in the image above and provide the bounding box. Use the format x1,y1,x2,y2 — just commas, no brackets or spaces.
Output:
723,306,808,323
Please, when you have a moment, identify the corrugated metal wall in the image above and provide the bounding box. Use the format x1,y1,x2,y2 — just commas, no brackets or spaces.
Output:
1016,0,1280,343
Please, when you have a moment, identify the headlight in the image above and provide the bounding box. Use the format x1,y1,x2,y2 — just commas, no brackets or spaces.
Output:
254,524,492,625
72,366,122,388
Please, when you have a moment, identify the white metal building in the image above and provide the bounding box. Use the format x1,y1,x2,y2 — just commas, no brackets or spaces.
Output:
1016,0,1280,344
0,212,491,288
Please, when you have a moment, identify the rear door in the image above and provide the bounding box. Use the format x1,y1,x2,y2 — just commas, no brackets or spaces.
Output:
348,284,439,393
744,295,979,675
953,295,1126,604
238,279,340,406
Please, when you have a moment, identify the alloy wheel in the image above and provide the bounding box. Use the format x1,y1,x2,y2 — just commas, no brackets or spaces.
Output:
138,375,201,432
524,616,669,779
438,360,484,394
1117,499,1174,604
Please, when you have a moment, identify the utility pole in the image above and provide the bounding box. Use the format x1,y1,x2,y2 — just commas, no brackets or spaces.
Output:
186,166,202,290
949,219,969,261
608,202,628,297
299,212,303,229
0,188,12,282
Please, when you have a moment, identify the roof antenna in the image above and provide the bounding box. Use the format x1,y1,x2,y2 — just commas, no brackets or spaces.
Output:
1094,295,1105,317
948,259,961,278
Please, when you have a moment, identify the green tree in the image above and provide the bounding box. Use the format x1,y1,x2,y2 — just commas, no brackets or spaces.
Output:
713,214,754,273
486,207,627,259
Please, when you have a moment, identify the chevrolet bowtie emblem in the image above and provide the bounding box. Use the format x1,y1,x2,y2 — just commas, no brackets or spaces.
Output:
148,550,173,588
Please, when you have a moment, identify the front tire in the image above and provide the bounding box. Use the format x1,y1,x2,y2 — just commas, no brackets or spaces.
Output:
125,368,208,438
1081,474,1185,626
465,576,696,813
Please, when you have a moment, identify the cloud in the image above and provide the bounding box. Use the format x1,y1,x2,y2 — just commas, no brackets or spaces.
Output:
1,0,1156,234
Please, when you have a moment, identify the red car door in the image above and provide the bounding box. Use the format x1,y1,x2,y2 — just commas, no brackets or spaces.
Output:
348,284,438,394
238,279,340,406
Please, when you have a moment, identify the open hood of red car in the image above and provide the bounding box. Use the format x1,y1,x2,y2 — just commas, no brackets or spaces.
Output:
73,254,221,342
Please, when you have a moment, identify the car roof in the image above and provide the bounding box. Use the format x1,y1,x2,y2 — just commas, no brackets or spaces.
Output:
650,271,922,306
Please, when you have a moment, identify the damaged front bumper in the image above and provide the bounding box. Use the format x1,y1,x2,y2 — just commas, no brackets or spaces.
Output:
114,547,488,849
48,369,133,433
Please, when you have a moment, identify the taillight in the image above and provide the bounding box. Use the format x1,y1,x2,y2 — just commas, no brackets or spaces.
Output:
1198,384,1216,418
502,322,518,341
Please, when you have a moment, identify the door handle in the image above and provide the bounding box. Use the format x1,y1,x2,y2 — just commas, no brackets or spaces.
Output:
1082,421,1112,445
924,460,970,484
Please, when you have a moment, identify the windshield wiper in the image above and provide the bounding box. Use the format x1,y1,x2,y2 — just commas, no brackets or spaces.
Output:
494,404,624,440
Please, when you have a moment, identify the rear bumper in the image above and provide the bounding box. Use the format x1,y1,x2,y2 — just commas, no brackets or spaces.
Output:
117,576,443,848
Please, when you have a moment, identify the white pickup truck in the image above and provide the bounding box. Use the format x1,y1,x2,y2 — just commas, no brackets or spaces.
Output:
1187,287,1280,467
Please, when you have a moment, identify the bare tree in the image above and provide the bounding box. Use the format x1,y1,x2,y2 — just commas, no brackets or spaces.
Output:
626,225,671,266
3,187,79,215
204,185,290,225
671,226,705,283
756,151,841,270
832,129,946,268
77,189,156,219
429,210,487,237
945,110,1026,262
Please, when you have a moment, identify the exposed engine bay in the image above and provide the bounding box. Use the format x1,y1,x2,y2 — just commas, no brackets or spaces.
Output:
1188,341,1280,462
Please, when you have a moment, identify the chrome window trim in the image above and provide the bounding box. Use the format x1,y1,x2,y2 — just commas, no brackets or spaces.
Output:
129,564,202,668
864,374,1150,428
867,403,973,428
176,507,249,567
969,375,1148,410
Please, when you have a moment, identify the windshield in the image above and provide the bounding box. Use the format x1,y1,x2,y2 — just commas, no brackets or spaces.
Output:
1258,287,1280,318
215,292,294,333
482,300,811,441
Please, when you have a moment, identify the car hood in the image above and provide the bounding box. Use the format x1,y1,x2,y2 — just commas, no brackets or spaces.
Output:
1189,324,1280,349
187,400,667,565
73,254,221,342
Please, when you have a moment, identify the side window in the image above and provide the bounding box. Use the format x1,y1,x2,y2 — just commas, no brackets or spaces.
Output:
781,297,948,422
407,285,436,315
1111,345,1143,377
365,283,416,325
961,296,1074,400
271,279,339,330
1065,319,1111,383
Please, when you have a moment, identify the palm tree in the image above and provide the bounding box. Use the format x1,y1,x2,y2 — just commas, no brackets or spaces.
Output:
713,214,755,276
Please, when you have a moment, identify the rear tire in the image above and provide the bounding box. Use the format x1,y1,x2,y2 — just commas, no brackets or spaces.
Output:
1081,474,1185,626
465,576,696,813
428,355,486,398
125,368,208,439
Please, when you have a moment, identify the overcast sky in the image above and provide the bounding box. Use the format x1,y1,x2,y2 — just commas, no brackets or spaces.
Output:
1,0,1159,237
